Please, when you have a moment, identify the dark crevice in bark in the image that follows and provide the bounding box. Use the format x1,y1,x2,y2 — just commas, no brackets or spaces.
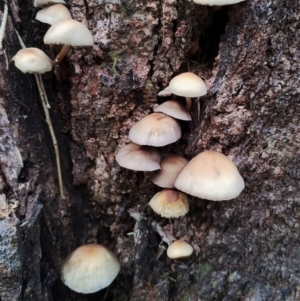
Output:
190,6,228,68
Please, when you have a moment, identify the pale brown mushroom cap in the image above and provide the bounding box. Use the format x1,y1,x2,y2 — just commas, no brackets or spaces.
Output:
129,113,181,147
149,189,189,218
167,240,193,259
61,244,120,294
193,0,245,5
174,151,245,201
168,72,207,98
152,155,188,188
154,100,191,121
36,4,72,25
44,19,93,46
11,47,52,74
116,143,161,171
34,0,66,8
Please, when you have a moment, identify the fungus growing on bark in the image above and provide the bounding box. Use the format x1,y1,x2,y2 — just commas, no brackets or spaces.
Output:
193,0,245,5
34,0,66,7
36,4,72,25
167,240,193,259
175,151,245,201
149,189,189,218
152,155,188,188
154,100,191,121
116,142,161,171
44,19,93,64
168,72,207,111
61,244,120,294
129,113,181,147
11,47,52,73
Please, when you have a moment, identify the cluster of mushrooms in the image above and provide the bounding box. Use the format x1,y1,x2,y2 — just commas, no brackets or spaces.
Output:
9,0,247,296
13,1,93,68
116,70,245,259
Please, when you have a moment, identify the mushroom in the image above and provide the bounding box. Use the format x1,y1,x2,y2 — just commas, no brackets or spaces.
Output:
44,19,93,64
154,100,191,121
116,142,161,171
61,244,120,294
167,240,193,259
11,47,52,74
152,154,188,188
34,0,66,8
36,4,72,25
193,0,245,5
149,189,189,218
174,150,245,201
157,86,172,97
129,113,181,147
168,72,207,111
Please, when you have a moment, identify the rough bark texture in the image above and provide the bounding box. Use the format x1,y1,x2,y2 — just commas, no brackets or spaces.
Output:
1,0,300,300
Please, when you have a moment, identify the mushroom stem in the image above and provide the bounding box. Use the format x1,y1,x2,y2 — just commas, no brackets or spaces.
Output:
35,73,65,199
185,97,192,111
197,100,201,121
54,44,70,64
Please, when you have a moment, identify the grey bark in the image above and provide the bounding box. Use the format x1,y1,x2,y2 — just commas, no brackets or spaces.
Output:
0,0,300,300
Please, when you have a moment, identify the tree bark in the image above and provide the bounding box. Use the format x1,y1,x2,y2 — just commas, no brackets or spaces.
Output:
1,0,300,300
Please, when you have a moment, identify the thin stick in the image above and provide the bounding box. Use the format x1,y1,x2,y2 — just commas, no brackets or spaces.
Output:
39,74,51,108
15,29,65,199
0,3,8,50
35,74,65,199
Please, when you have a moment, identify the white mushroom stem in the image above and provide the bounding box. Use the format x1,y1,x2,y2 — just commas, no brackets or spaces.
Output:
185,97,192,111
0,3,8,50
35,73,65,199
54,44,70,64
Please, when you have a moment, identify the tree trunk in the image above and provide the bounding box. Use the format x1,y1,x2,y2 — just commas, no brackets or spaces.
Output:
1,0,300,300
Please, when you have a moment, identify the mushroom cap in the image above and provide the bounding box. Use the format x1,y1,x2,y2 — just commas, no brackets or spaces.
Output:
168,72,207,98
193,0,245,5
154,100,191,121
34,0,66,8
116,143,161,171
157,86,172,97
61,244,120,294
152,155,188,188
44,19,93,46
167,240,193,259
129,113,181,147
11,47,52,74
36,4,72,25
174,151,245,201
149,189,189,218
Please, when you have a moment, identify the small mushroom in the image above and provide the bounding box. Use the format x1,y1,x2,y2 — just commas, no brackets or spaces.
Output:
11,47,52,74
36,4,72,25
168,72,207,111
129,113,181,147
193,0,245,5
152,154,188,188
158,86,172,97
174,151,245,201
154,100,191,121
149,189,189,218
116,142,161,171
44,19,93,64
61,244,120,294
167,240,193,259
